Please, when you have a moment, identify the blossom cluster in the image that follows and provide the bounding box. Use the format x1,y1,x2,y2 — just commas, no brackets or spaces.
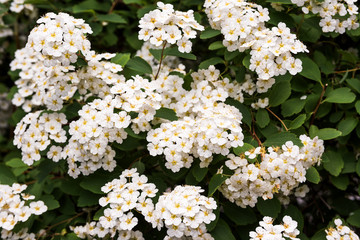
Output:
291,0,359,33
249,216,300,240
219,135,324,207
151,185,216,239
138,2,204,53
204,0,308,82
13,111,67,165
73,168,158,239
0,183,47,231
147,67,244,172
0,0,34,13
325,219,359,240
1,228,45,240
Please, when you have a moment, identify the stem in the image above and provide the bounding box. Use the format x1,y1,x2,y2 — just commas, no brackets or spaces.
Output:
334,67,360,74
310,84,328,127
250,112,262,146
14,16,20,49
266,107,289,131
154,42,167,80
109,0,119,13
38,212,85,237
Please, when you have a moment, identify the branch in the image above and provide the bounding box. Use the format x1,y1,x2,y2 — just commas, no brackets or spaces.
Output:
266,107,289,131
154,42,167,80
310,84,328,127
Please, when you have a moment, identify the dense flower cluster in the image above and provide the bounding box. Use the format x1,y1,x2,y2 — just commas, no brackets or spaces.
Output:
73,168,158,239
0,183,47,231
204,0,308,82
151,185,216,239
291,0,359,33
13,111,67,165
138,2,204,53
325,219,359,240
1,228,44,240
0,0,34,13
147,67,244,172
219,135,324,207
249,216,300,240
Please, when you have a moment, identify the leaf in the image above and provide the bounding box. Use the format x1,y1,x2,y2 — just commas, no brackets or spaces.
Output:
123,0,142,4
313,51,334,75
290,114,307,130
347,209,360,227
269,81,291,107
233,143,255,156
315,128,342,140
80,170,120,194
155,108,178,121
208,174,228,196
256,198,281,218
355,101,360,114
223,202,257,226
111,53,131,67
256,109,270,128
125,56,153,74
0,164,16,184
132,161,145,174
208,41,225,50
72,0,110,13
298,56,321,82
337,117,358,136
306,166,320,184
96,13,127,23
311,228,327,240
206,206,220,231
5,158,27,168
264,132,303,147
323,150,344,177
211,219,236,240
281,98,306,117
41,195,60,211
330,175,349,190
165,47,196,60
200,28,221,39
324,87,356,104
199,57,224,69
242,54,250,69
77,190,101,207
191,163,208,182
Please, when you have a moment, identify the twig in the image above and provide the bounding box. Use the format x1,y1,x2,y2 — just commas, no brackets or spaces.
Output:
109,0,119,14
310,84,328,127
38,212,85,237
266,107,289,131
250,112,262,146
333,67,360,74
154,42,167,80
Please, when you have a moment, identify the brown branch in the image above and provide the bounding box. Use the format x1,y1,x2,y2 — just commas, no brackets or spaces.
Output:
154,41,167,80
310,84,328,127
109,0,120,14
250,112,262,147
38,212,85,237
266,107,289,131
333,67,360,74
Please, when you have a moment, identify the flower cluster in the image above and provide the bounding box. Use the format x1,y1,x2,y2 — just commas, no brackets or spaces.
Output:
0,183,47,231
13,111,67,165
204,0,308,82
147,68,244,172
325,219,359,240
249,216,300,240
219,135,324,207
151,185,216,239
73,168,157,239
291,0,359,33
138,2,204,53
1,228,44,240
0,0,34,13
26,12,92,66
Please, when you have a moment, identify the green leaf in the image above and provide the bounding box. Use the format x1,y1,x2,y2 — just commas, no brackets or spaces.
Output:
132,161,145,174
97,13,127,23
208,41,225,50
165,47,196,60
208,174,228,196
200,28,221,39
5,158,27,168
311,228,327,240
191,163,208,182
0,164,16,184
256,198,281,218
330,175,349,190
242,54,250,69
264,132,303,147
337,117,358,136
123,0,142,4
256,109,270,128
199,57,224,69
80,170,121,194
233,143,254,156
347,209,360,227
265,0,292,4
306,167,321,184
155,108,178,121
72,0,110,13
324,87,356,104
206,206,220,231
315,128,342,140
323,150,344,177
355,101,360,114
111,53,131,67
269,81,291,107
281,98,306,117
313,51,334,75
211,219,236,240
290,114,307,130
41,195,60,211
77,190,101,207
137,5,156,18
125,56,153,74
223,202,257,226
298,56,321,82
